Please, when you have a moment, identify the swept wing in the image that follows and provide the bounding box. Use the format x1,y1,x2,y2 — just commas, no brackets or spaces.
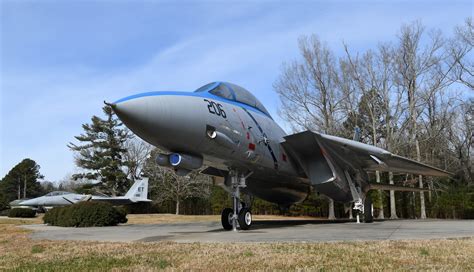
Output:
282,131,450,199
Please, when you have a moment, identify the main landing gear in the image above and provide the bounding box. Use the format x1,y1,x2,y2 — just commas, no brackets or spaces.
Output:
352,196,373,223
221,171,253,231
345,170,373,223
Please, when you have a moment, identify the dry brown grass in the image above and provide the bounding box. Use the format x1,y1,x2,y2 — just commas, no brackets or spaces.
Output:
0,218,473,271
0,215,43,225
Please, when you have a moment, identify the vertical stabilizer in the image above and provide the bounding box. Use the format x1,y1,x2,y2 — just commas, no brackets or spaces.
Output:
125,178,149,200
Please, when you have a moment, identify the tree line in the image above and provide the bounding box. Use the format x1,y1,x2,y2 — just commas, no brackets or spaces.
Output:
274,19,473,219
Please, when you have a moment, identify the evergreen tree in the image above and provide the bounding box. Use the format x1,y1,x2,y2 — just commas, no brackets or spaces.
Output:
0,159,45,208
68,106,131,196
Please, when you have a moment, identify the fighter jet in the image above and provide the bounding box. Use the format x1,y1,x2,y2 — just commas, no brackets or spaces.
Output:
107,82,451,231
19,178,150,209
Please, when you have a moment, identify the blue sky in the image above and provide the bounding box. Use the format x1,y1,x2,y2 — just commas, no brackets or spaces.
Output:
1,0,472,182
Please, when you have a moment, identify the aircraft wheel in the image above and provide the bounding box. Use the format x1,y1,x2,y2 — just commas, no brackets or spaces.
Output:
364,197,373,223
221,208,233,230
238,208,252,230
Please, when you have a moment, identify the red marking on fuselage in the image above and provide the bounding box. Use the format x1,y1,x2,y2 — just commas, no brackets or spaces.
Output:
246,132,250,140
248,143,256,150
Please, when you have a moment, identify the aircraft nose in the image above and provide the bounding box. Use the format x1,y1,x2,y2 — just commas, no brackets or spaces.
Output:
108,97,162,145
108,93,205,151
19,199,35,206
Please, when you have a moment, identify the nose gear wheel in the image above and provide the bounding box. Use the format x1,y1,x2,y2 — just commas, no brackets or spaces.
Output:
220,171,253,231
238,207,252,230
221,208,234,230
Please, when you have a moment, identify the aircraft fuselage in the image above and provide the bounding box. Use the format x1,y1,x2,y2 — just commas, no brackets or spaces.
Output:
113,88,312,206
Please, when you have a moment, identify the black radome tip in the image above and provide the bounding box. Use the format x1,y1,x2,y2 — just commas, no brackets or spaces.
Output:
104,100,116,108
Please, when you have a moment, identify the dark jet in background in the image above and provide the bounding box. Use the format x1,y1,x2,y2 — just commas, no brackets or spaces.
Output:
107,82,450,231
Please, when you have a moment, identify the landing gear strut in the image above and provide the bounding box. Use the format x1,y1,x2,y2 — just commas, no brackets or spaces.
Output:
345,170,373,224
352,197,373,223
221,171,253,231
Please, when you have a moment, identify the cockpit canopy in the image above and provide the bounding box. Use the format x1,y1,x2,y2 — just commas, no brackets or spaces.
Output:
45,191,70,196
195,82,271,118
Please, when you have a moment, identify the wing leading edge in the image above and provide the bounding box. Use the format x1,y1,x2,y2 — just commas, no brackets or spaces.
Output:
283,131,451,178
315,132,451,177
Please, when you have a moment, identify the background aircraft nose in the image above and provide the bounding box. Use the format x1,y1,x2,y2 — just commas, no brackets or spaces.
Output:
19,199,37,206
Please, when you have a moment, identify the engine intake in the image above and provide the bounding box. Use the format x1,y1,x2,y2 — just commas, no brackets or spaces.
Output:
169,153,203,170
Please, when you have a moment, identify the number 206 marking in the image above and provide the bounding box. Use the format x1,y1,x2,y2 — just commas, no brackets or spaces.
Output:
204,99,226,118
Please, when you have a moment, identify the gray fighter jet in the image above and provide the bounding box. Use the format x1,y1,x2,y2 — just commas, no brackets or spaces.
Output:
19,178,150,209
107,82,450,231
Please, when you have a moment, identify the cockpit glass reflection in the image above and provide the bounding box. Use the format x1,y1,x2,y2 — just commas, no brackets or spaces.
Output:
194,82,271,117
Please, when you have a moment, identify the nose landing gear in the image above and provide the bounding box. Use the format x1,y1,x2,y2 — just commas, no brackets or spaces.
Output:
221,171,253,231
221,208,234,230
238,207,252,230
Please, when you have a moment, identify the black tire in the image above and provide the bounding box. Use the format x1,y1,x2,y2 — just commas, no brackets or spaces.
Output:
364,197,373,223
238,208,252,230
221,208,233,230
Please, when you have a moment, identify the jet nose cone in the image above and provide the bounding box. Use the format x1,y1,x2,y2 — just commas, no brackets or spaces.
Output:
110,92,207,151
19,199,35,206
111,96,163,145
104,101,116,108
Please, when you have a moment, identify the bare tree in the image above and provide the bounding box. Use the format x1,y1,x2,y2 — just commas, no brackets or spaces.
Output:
57,173,92,192
343,46,392,219
275,35,345,133
378,44,406,220
394,21,452,219
449,18,474,89
275,35,346,219
448,100,474,182
123,137,153,181
274,19,473,220
144,149,211,214
158,170,211,215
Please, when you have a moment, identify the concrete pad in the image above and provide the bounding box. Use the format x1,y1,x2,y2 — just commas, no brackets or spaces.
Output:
22,219,474,243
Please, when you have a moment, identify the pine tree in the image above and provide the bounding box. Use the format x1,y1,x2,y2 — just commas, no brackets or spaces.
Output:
0,159,45,207
68,106,131,196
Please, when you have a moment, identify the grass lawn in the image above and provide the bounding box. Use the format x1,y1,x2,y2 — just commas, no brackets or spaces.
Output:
0,216,473,271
